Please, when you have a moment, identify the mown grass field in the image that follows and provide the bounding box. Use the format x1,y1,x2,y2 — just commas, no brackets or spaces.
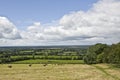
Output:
0,64,120,80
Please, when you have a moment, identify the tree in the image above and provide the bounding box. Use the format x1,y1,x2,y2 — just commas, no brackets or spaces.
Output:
83,53,97,64
107,43,120,64
97,53,104,63
84,43,108,64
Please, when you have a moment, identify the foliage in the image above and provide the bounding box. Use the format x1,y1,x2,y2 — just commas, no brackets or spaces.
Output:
84,43,108,64
0,46,87,63
84,42,120,66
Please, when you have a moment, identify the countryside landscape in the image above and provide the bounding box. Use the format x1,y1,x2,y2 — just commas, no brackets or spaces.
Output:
0,0,120,80
0,43,120,80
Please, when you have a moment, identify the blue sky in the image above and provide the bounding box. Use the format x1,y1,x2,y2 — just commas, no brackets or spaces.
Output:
0,0,98,30
0,0,120,46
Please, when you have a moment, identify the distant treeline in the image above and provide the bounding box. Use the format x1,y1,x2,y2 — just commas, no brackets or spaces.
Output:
83,42,120,65
0,47,87,63
0,43,120,66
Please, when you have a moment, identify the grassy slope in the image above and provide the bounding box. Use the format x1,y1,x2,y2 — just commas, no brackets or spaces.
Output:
0,64,120,80
92,64,120,80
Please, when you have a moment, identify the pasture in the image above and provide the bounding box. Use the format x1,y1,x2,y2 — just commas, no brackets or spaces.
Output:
0,64,120,80
11,59,84,64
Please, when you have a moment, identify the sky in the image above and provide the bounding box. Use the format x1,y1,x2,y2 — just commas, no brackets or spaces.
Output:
0,0,98,30
0,0,120,46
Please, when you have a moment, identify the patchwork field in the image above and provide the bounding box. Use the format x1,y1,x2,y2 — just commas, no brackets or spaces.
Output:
0,64,120,80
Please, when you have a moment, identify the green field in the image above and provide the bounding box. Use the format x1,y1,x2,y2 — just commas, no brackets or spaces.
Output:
0,64,120,80
11,55,82,60
11,59,84,64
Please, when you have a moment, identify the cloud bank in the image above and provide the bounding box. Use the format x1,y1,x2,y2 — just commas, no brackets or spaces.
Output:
0,0,120,46
0,17,21,40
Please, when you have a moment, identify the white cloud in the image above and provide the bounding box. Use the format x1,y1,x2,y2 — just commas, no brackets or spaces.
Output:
0,0,120,46
0,17,21,40
27,22,41,32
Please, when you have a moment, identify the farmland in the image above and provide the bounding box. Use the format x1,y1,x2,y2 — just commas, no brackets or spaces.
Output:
0,64,120,80
0,44,120,80
0,46,87,64
11,59,84,64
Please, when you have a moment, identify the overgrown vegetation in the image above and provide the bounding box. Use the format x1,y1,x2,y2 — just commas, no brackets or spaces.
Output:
83,42,120,67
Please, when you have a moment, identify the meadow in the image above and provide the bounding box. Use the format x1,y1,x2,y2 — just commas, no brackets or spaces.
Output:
11,59,84,64
0,44,120,80
0,64,120,80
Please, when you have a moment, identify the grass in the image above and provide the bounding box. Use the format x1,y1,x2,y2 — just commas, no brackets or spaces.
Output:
11,59,84,64
92,64,120,80
0,64,119,80
11,55,82,60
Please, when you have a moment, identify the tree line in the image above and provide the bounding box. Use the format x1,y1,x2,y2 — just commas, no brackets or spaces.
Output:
83,42,120,66
0,47,86,63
